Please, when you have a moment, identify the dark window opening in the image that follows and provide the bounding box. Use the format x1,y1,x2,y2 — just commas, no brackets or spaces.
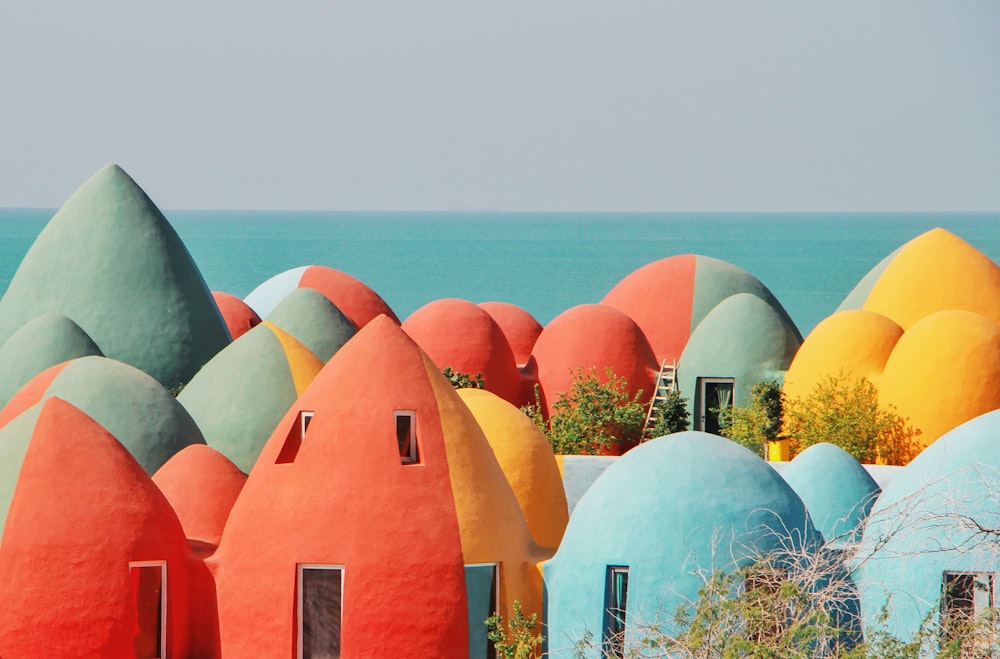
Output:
300,566,343,659
130,562,165,659
395,411,418,464
465,563,500,659
603,566,629,659
697,377,735,435
942,572,995,649
277,411,313,464
744,567,789,642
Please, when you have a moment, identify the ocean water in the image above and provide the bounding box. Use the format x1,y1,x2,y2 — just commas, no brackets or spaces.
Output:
1,209,998,336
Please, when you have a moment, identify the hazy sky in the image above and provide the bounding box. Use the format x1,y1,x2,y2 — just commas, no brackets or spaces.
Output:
1,2,998,211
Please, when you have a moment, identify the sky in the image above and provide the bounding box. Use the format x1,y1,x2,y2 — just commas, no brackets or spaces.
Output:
1,2,998,211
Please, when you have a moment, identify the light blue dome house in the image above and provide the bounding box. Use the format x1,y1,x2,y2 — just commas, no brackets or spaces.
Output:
543,432,820,657
854,409,1000,643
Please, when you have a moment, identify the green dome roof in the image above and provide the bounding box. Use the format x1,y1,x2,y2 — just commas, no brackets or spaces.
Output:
265,287,357,362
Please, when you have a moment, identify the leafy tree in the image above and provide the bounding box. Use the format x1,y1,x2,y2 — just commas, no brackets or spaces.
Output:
649,389,691,438
442,366,485,390
783,372,921,464
486,600,545,659
719,380,784,458
523,367,647,455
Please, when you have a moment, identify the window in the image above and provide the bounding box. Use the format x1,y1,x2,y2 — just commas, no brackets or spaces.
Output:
130,561,166,659
744,566,788,642
465,563,500,659
696,377,735,435
395,411,419,464
277,411,313,464
298,565,344,659
603,566,629,659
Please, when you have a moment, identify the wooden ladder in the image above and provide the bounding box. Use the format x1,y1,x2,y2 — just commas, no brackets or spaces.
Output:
641,359,677,441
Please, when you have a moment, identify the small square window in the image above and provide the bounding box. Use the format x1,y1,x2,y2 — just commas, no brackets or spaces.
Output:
395,411,419,464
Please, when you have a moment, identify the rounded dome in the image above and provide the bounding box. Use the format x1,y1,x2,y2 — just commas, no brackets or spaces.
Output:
602,254,799,363
0,356,206,474
856,408,1000,640
878,310,1000,448
265,287,357,362
213,291,261,340
478,301,543,366
0,313,104,409
403,299,523,405
862,228,1000,329
244,265,397,328
545,432,817,646
530,304,657,416
677,293,801,411
783,310,903,401
458,388,569,549
781,442,880,545
153,444,247,549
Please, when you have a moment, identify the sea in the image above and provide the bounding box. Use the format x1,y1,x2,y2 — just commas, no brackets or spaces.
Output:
0,209,998,337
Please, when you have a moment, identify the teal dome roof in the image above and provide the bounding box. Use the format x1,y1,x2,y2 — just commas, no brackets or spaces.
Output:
544,432,817,654
0,313,103,408
781,442,880,546
265,287,357,362
855,409,1000,640
0,164,230,391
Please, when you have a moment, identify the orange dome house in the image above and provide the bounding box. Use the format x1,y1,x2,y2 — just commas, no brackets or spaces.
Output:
841,228,1000,329
0,398,195,659
529,304,657,419
478,301,543,366
244,265,398,328
402,298,525,406
212,291,261,340
602,254,799,363
457,388,569,550
211,316,543,659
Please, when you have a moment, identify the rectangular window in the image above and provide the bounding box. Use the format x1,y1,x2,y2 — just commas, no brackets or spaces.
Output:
298,565,344,659
696,377,735,435
277,411,313,464
942,572,996,651
603,566,629,659
301,411,314,437
744,566,788,642
130,561,167,659
395,411,419,464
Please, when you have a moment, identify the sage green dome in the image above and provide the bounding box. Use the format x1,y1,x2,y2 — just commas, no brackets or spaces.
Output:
0,164,230,391
265,287,357,362
0,313,103,408
178,322,323,473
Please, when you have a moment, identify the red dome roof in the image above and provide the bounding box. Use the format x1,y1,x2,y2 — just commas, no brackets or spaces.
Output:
153,444,247,549
212,291,261,340
531,304,657,417
299,265,399,328
478,301,543,366
403,299,525,405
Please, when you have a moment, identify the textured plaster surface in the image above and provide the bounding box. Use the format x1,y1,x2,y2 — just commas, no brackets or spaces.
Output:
265,287,357,362
478,301,543,366
212,291,260,340
243,265,309,317
0,164,229,390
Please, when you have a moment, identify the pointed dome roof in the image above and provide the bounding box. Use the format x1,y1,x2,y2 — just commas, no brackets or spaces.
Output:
244,264,398,327
457,388,569,549
530,304,657,417
602,254,799,363
859,228,1000,329
0,312,103,408
0,397,193,658
265,287,357,362
153,444,246,549
478,301,543,366
781,442,880,545
0,164,230,390
212,291,261,340
178,321,323,473
0,356,205,474
212,316,540,658
403,298,524,405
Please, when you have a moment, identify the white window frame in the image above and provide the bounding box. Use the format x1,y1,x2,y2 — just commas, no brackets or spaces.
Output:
300,411,314,439
129,560,167,659
394,410,419,464
297,564,345,659
696,377,735,433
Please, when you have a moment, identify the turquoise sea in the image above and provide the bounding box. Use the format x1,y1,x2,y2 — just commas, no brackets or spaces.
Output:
1,209,998,336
